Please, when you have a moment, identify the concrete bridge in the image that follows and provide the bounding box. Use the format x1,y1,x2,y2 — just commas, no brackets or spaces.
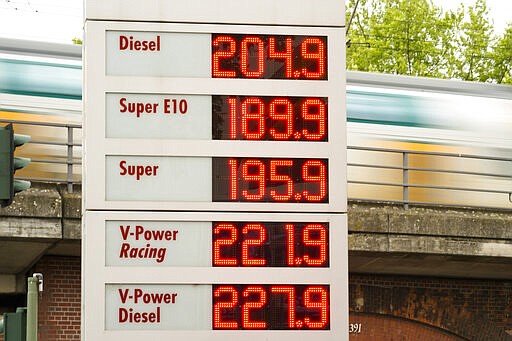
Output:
2,182,512,288
2,182,512,340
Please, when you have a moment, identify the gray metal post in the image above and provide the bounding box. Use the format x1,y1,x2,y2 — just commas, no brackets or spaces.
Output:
403,152,409,210
27,273,43,341
67,126,74,193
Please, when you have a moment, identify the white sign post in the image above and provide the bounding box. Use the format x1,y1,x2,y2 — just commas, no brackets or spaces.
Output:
83,1,347,340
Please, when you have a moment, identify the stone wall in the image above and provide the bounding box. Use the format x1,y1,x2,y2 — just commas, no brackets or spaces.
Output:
350,273,512,340
32,256,81,341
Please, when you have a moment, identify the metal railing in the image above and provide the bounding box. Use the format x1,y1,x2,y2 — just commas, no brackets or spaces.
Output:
347,146,512,210
2,119,512,210
0,119,82,193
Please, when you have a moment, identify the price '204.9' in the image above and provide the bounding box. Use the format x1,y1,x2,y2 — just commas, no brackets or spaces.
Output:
212,34,327,80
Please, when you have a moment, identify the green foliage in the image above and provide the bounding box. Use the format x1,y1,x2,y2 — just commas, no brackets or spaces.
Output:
490,24,512,84
448,0,494,81
346,0,512,84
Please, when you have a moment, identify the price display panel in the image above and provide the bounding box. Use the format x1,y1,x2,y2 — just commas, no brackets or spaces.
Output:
212,157,328,203
212,34,327,80
84,9,346,341
84,211,347,340
84,21,345,212
104,283,330,331
101,155,343,211
212,222,328,267
212,95,327,141
105,219,329,267
212,284,329,330
107,93,328,141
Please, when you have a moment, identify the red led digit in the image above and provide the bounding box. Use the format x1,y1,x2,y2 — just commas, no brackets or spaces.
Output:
228,159,238,200
241,160,265,200
212,36,237,78
303,286,329,329
241,37,264,78
268,37,293,78
269,160,293,201
271,286,296,328
302,160,327,201
227,97,238,139
242,286,267,329
241,98,265,139
241,224,266,266
213,286,239,329
269,98,293,140
284,224,295,266
213,224,238,266
300,37,326,79
302,224,327,266
302,98,327,140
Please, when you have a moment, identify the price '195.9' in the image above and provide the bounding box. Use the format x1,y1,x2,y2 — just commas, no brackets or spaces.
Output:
212,158,328,203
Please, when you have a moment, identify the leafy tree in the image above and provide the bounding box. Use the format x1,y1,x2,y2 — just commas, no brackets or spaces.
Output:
346,0,512,84
346,0,455,77
447,0,494,81
489,24,512,84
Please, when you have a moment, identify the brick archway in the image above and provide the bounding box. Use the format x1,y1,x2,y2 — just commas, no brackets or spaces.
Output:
349,313,466,340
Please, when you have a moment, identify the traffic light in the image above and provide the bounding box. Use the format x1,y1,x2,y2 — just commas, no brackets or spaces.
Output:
0,124,31,207
1,308,27,341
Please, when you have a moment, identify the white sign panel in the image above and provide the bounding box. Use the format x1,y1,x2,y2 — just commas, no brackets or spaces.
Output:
106,94,211,139
84,2,347,339
105,284,211,330
83,21,347,212
83,211,348,340
105,221,212,266
86,0,345,27
106,31,210,77
105,156,211,202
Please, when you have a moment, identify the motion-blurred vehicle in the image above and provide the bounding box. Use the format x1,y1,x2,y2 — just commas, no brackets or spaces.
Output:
1,39,511,208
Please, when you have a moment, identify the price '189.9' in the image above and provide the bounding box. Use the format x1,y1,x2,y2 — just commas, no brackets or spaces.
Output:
212,96,328,141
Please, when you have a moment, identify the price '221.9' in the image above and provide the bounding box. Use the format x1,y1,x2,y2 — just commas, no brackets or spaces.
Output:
213,222,329,267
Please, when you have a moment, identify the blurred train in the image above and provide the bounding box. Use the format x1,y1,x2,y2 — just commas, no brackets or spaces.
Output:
0,38,511,208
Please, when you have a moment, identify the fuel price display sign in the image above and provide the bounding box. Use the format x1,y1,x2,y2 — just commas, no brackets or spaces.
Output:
84,22,346,212
83,2,346,340
84,212,347,339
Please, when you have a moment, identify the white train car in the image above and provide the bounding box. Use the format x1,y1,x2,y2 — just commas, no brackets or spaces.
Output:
1,38,511,208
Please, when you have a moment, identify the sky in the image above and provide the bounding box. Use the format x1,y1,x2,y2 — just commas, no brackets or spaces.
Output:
432,0,511,33
0,0,510,44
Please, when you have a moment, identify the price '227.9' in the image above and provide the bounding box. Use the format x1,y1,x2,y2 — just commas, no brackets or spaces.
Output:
213,284,330,330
